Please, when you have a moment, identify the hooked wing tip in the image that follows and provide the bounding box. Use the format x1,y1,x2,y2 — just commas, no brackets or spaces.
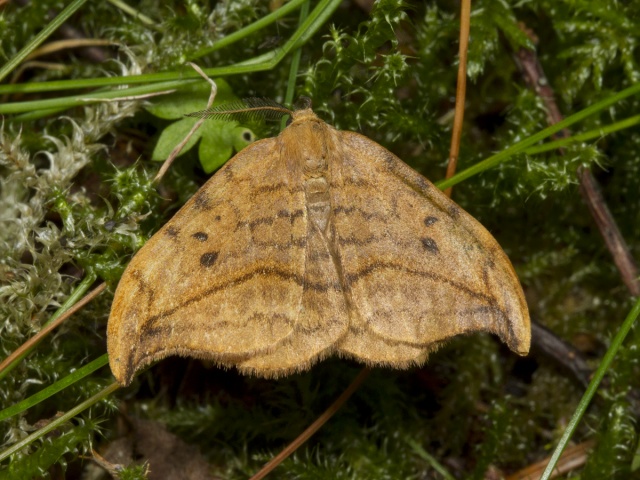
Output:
108,349,136,386
504,310,531,356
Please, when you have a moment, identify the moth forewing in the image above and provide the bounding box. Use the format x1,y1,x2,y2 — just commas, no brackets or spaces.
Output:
107,107,530,386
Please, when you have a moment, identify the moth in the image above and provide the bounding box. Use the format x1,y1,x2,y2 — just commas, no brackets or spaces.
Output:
107,100,530,386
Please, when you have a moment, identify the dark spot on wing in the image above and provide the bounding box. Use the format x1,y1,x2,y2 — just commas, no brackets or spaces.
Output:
383,150,396,165
424,216,439,227
193,191,211,210
192,232,208,242
165,226,179,238
448,205,461,219
415,176,430,192
421,237,440,254
200,251,219,267
145,324,170,340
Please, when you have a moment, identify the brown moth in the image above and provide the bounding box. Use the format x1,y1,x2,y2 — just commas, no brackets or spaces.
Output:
107,103,531,386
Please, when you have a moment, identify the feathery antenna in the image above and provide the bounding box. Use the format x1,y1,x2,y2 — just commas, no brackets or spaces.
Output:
185,98,293,123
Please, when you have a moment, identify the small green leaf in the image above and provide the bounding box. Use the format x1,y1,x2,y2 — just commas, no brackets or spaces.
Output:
146,78,257,171
232,125,257,151
199,123,233,174
151,117,202,161
146,79,236,119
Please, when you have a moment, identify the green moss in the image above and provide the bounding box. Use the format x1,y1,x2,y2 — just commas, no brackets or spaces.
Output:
0,418,97,480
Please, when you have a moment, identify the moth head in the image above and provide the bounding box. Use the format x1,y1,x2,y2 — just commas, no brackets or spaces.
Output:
293,96,313,111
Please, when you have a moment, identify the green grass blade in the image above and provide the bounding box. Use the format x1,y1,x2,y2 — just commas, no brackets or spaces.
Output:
0,355,109,422
0,0,91,83
0,79,195,114
540,296,640,480
435,82,640,190
280,0,311,130
190,0,307,59
406,437,456,480
524,114,640,155
0,381,120,463
106,0,155,26
0,0,341,97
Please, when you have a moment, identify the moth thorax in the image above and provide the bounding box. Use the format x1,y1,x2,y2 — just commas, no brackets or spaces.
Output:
285,120,328,175
304,176,331,232
303,155,327,172
300,140,328,174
